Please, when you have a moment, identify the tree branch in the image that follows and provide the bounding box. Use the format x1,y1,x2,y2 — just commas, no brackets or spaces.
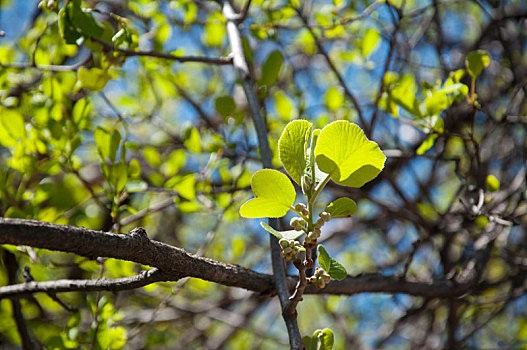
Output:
0,218,494,300
222,2,302,348
92,38,233,65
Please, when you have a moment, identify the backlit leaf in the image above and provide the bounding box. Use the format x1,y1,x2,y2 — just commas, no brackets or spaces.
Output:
317,245,347,280
239,169,296,218
278,120,313,185
315,121,386,187
325,197,357,218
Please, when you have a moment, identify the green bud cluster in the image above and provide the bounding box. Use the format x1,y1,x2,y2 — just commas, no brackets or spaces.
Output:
290,217,306,231
294,203,309,216
308,267,331,289
279,239,303,261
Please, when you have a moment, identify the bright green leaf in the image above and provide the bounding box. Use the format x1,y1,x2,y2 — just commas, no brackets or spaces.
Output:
184,127,201,153
72,97,91,124
0,108,26,145
78,67,113,92
466,50,490,78
325,86,344,111
274,91,295,121
317,245,347,280
94,127,111,161
259,50,283,86
416,134,438,155
486,174,500,192
325,197,357,218
278,120,313,185
143,146,161,167
315,121,386,187
313,328,335,350
362,28,380,57
239,169,296,218
113,162,128,193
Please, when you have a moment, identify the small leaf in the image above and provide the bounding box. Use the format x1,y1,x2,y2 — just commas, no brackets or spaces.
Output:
466,50,490,78
113,162,128,193
486,174,500,192
278,120,313,185
361,28,380,57
94,127,111,160
325,197,357,218
317,245,347,281
259,50,283,86
315,121,386,188
78,67,113,92
325,86,344,111
184,127,201,153
239,169,296,218
260,222,304,240
314,328,335,350
215,96,236,118
110,129,121,162
416,134,438,155
275,91,295,121
302,336,316,350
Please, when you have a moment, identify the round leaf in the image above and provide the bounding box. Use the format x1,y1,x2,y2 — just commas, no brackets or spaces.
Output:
466,50,490,78
278,120,313,185
325,197,357,218
315,121,386,187
239,169,296,218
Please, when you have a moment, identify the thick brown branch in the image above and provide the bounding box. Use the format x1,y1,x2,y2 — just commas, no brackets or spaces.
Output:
0,218,491,299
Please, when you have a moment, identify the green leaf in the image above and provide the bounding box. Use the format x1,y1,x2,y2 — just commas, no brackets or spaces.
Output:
416,134,438,155
315,121,386,187
259,50,283,86
215,96,236,118
325,86,344,111
113,162,128,193
317,245,347,281
143,146,161,167
94,127,111,161
303,336,316,350
260,222,304,240
172,174,196,200
466,50,490,78
278,120,313,185
78,67,113,92
203,22,225,47
313,328,335,350
184,127,201,153
59,6,81,45
274,91,295,121
239,169,296,218
325,197,357,218
0,108,26,145
72,97,91,124
110,129,121,162
486,174,500,192
361,28,380,57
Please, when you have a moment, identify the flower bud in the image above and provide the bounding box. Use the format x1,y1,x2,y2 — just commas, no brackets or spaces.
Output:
294,223,303,231
279,239,289,248
294,203,307,212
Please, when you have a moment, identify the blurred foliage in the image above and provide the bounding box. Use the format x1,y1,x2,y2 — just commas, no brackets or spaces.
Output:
0,0,526,349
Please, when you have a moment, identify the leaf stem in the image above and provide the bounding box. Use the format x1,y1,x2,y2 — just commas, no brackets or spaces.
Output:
310,173,332,206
